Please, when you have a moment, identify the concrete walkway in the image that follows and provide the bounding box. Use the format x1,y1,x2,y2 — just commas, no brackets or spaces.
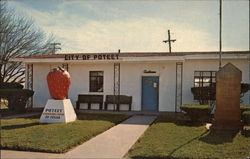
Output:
1,115,156,159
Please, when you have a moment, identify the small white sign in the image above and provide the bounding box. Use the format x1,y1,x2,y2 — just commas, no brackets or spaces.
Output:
40,99,77,123
153,82,157,88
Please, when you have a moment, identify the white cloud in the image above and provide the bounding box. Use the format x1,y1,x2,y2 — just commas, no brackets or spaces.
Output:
9,0,248,53
50,18,218,53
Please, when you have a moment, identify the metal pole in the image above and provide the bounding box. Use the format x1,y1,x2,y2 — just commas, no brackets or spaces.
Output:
219,0,222,69
249,0,250,105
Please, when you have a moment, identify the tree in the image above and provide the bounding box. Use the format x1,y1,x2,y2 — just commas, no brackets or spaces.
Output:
0,2,53,84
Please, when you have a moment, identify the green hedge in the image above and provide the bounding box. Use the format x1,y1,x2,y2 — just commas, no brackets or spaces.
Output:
191,83,250,104
240,105,250,113
0,89,34,112
180,104,211,122
0,82,24,89
242,111,250,125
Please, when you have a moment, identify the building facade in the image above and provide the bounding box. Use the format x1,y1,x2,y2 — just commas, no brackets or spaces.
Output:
15,51,250,112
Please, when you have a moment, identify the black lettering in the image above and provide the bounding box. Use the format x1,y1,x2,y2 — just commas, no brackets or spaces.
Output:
82,55,87,60
98,55,102,60
94,55,98,60
111,54,114,60
75,55,79,60
45,109,51,112
116,54,119,59
50,116,60,119
70,55,75,60
87,55,90,60
65,55,69,60
103,54,107,60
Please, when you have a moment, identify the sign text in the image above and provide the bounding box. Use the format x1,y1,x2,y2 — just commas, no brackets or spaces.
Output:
65,54,119,61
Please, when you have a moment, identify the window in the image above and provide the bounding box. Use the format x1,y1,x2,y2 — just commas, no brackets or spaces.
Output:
194,71,216,87
89,71,103,92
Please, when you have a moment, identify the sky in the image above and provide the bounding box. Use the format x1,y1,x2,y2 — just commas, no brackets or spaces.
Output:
8,0,249,53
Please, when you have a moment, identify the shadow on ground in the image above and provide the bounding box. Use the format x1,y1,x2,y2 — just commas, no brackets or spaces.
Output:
1,122,40,130
76,113,130,124
131,156,207,159
199,129,239,144
155,113,206,127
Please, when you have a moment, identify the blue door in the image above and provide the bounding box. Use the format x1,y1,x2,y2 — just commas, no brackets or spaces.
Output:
142,76,159,111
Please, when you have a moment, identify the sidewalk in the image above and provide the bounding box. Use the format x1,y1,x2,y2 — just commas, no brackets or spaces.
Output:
1,115,156,159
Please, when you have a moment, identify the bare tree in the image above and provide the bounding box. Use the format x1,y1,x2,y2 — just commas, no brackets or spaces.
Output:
0,2,53,84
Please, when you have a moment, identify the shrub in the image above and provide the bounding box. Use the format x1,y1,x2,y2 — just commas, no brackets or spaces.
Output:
191,83,250,105
0,82,24,89
180,104,211,122
242,111,250,125
0,89,34,112
240,105,250,114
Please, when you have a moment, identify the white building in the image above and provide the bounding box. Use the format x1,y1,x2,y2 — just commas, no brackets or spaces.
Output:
14,51,249,112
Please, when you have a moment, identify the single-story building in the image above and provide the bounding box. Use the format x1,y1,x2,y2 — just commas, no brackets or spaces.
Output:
14,51,250,112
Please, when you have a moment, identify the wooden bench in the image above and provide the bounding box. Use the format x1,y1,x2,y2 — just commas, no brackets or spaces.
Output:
104,95,132,111
76,94,103,110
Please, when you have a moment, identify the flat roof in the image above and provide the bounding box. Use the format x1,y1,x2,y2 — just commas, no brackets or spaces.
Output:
11,51,250,63
20,51,249,58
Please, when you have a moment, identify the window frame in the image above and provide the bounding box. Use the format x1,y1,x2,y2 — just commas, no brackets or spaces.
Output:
194,71,216,87
89,71,104,92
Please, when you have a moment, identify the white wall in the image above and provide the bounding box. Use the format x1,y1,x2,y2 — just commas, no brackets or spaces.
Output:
33,63,62,107
120,62,176,111
68,63,114,108
31,59,249,110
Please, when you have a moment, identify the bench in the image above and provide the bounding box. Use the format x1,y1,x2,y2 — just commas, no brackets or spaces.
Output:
104,95,132,111
76,94,103,110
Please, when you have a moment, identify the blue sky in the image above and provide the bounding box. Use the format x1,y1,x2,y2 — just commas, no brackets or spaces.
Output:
8,0,249,53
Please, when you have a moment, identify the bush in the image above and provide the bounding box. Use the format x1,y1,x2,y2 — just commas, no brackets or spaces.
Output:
240,105,250,114
191,83,250,105
0,89,34,112
180,104,211,122
242,111,250,125
0,82,24,89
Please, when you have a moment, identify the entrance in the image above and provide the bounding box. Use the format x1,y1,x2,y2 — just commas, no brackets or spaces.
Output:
142,76,159,111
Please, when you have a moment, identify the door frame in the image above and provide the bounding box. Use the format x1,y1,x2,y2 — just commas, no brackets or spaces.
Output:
141,76,159,111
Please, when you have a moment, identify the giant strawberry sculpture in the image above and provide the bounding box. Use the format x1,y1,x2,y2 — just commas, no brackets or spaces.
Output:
47,67,71,100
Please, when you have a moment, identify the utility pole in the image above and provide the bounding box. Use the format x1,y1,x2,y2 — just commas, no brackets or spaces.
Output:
219,0,222,69
50,43,61,54
163,30,176,53
249,0,250,105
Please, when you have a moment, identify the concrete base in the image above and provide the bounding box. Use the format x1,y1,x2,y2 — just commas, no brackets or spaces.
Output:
40,99,77,123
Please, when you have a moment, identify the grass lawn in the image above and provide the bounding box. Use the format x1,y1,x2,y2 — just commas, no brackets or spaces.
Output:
129,114,250,159
1,113,129,153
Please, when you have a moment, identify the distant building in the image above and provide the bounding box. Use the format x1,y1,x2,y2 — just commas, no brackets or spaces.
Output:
13,51,249,112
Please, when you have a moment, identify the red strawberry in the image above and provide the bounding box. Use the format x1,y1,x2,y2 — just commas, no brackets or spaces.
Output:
47,67,71,100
